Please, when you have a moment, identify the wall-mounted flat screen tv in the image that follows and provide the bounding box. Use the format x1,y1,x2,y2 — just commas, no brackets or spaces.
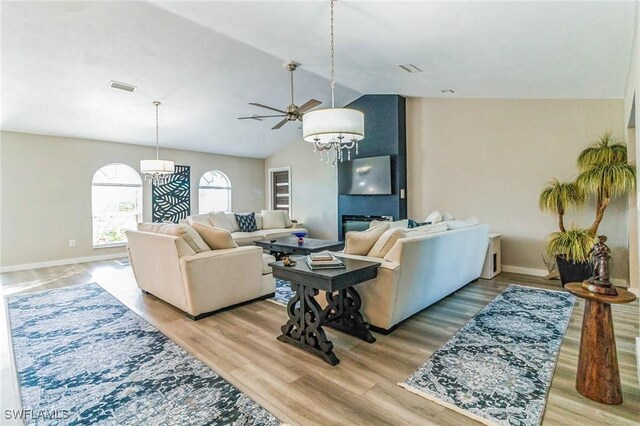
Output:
339,155,392,195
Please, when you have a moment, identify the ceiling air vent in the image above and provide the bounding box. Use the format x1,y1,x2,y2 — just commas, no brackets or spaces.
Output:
398,64,422,73
109,80,136,92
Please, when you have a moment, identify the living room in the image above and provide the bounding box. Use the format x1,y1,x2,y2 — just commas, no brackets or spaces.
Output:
1,1,638,425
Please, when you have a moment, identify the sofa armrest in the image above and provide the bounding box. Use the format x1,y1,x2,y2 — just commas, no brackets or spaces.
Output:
179,245,264,315
333,252,400,271
180,245,261,262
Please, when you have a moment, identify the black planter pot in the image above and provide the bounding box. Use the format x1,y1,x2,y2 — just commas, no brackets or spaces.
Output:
555,254,593,286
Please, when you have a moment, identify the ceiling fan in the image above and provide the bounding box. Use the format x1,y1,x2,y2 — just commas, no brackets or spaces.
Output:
238,62,321,130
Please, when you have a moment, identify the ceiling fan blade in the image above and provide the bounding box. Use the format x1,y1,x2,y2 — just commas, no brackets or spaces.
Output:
249,103,286,114
238,114,286,120
271,118,289,130
298,99,322,113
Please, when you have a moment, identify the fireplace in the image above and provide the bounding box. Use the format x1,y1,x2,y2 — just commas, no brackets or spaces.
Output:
341,215,392,240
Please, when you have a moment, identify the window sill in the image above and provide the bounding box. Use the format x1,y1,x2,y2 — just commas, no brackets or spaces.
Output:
93,243,127,249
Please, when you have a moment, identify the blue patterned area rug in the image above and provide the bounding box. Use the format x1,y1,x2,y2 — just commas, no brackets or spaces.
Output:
269,279,295,306
400,285,575,426
7,283,280,425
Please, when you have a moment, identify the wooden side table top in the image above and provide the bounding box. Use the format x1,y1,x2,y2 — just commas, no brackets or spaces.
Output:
565,283,636,304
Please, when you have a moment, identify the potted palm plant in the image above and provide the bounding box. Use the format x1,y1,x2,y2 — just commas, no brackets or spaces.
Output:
540,132,636,286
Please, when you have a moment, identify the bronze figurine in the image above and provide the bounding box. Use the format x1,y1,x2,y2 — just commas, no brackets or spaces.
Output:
582,235,617,295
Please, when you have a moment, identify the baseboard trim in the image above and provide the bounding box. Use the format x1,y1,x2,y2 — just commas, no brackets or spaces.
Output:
0,252,127,273
502,264,631,288
502,265,548,277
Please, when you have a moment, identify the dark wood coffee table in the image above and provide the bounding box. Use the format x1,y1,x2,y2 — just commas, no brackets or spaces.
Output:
255,237,344,259
269,256,380,365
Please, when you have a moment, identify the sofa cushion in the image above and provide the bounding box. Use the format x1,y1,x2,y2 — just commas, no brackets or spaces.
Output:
369,219,408,229
407,222,448,235
232,231,267,246
186,213,213,227
368,228,407,258
191,223,238,250
442,211,455,221
235,212,258,232
137,223,210,253
254,213,263,230
262,229,292,240
424,210,443,224
225,212,241,232
262,253,276,275
344,222,390,255
283,211,293,228
208,212,234,232
261,210,286,229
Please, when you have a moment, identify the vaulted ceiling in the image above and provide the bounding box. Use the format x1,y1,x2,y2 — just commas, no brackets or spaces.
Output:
1,1,636,158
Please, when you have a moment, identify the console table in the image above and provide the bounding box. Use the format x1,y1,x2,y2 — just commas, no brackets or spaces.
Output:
269,256,380,365
565,283,636,404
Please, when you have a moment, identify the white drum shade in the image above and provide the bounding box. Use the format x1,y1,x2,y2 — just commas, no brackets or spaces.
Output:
140,159,175,174
302,108,364,143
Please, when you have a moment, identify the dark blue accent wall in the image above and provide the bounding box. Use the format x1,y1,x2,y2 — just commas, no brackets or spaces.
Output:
337,95,407,240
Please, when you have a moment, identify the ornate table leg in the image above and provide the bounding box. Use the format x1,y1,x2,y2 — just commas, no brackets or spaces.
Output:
576,300,622,404
324,287,376,343
277,281,340,366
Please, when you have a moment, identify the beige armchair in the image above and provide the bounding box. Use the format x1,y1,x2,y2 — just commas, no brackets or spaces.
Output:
126,230,275,319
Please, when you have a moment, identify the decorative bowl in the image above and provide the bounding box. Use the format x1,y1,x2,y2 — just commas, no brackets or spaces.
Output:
291,231,308,245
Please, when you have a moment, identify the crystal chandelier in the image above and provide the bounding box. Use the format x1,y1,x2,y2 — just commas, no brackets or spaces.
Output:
302,0,364,166
140,101,175,185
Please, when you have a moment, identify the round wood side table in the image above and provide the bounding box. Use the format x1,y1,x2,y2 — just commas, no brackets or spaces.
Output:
565,283,636,405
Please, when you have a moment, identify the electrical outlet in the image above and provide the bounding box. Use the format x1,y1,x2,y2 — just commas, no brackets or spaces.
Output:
69,240,76,248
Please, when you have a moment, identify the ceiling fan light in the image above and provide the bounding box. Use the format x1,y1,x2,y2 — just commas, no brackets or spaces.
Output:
302,108,364,143
140,159,175,174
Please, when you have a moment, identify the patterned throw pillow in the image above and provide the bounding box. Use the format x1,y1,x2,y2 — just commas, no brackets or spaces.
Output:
234,212,258,232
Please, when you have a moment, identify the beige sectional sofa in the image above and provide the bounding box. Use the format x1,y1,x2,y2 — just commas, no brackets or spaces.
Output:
126,223,275,320
182,210,308,246
334,224,489,332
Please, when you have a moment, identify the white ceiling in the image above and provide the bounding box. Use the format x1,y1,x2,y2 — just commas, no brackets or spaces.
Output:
1,1,636,158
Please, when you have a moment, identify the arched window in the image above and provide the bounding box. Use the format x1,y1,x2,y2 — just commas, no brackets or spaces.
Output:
92,163,143,246
199,170,231,213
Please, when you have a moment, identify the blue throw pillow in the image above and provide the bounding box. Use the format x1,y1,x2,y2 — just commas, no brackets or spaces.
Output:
235,212,257,232
407,219,424,228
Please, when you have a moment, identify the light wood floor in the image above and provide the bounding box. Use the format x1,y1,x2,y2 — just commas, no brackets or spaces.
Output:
1,260,638,425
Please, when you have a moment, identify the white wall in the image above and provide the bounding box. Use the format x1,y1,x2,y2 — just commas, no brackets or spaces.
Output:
407,98,628,281
623,2,639,294
265,140,338,240
265,98,629,282
0,131,265,268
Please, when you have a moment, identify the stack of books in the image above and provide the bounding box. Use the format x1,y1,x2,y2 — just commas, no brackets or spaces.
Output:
305,252,345,270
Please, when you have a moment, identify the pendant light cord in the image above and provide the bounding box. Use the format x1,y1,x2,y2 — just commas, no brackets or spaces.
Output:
154,101,160,161
330,0,335,109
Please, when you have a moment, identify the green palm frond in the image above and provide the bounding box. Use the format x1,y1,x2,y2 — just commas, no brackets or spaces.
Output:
539,179,586,214
546,228,595,263
577,131,628,171
576,162,636,198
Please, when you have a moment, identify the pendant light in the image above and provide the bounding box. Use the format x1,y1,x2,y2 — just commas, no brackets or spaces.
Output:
140,101,175,185
302,0,364,166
